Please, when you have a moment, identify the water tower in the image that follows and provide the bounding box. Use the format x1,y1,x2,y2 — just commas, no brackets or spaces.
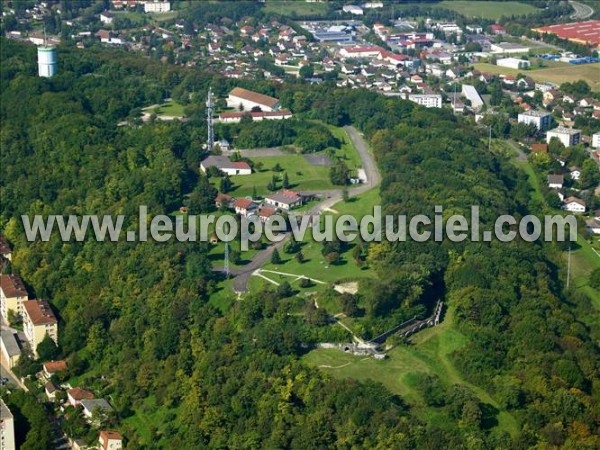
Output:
37,45,57,78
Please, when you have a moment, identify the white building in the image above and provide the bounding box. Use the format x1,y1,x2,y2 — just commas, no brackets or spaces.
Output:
407,94,442,108
518,110,552,130
0,399,15,450
436,23,462,34
342,5,364,15
363,2,383,8
592,132,600,149
144,0,171,13
217,110,292,124
100,11,113,24
461,84,484,111
546,126,582,147
497,57,531,70
200,155,251,176
490,42,530,54
563,197,586,213
227,87,280,112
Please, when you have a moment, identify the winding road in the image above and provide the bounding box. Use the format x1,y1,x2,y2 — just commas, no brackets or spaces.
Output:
569,1,594,20
226,125,381,292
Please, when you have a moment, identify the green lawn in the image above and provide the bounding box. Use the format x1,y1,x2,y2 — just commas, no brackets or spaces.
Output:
433,1,537,19
513,160,544,205
154,100,186,117
225,155,335,197
261,236,375,286
302,306,519,435
327,125,362,169
263,0,328,17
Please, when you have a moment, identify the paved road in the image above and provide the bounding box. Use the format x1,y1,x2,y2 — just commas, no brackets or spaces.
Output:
569,1,594,19
227,125,381,292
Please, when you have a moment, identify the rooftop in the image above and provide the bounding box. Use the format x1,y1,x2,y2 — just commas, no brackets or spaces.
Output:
548,126,582,135
23,299,57,326
228,87,279,108
0,330,21,357
0,274,28,298
520,110,551,117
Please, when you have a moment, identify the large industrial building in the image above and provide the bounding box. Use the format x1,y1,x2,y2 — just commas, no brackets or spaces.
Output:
532,20,600,49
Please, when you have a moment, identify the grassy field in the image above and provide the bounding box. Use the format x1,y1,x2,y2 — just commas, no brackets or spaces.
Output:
302,306,519,435
154,100,186,117
326,125,363,169
225,154,335,197
432,1,537,19
474,63,600,92
567,235,600,316
263,0,328,17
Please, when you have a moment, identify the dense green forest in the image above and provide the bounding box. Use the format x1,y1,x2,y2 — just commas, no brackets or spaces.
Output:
1,39,599,448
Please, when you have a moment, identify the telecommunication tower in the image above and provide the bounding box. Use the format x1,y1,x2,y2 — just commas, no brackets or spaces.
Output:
206,88,215,152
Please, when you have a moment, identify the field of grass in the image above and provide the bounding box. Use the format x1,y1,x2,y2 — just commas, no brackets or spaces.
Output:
302,306,519,435
433,1,537,19
567,235,600,316
326,125,363,169
263,0,328,17
474,63,600,92
154,100,186,117
261,235,374,285
224,155,335,197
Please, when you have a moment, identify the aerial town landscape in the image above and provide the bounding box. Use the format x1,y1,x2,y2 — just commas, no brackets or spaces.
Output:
0,1,599,449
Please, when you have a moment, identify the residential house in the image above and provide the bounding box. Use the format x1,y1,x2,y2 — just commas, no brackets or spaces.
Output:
100,11,113,25
45,381,61,401
569,166,581,181
257,206,277,223
233,198,256,217
215,193,233,209
67,388,95,407
43,360,68,379
98,430,123,450
0,274,28,321
563,196,586,213
22,299,57,357
81,399,113,421
547,174,564,189
586,217,600,234
264,190,303,210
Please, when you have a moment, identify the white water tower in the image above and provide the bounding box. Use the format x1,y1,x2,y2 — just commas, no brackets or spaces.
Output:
38,45,57,78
